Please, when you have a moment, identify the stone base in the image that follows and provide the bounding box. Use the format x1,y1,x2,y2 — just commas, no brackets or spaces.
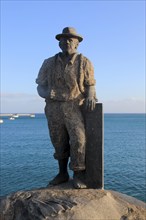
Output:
0,181,146,220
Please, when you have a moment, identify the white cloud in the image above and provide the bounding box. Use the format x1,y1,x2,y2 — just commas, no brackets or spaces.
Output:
102,98,145,113
0,93,45,113
0,93,145,113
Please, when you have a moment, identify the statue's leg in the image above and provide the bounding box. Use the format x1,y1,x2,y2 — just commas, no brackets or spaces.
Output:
67,117,86,172
65,104,87,188
45,102,70,185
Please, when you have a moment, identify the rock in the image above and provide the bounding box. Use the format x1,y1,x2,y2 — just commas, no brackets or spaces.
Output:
0,180,146,220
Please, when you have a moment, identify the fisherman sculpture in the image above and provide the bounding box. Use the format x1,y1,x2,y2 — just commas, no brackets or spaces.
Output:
36,27,97,189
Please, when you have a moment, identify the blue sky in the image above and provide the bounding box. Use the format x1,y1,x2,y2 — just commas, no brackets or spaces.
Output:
1,0,145,113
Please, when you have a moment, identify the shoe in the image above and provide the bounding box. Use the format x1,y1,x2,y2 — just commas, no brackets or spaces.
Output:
49,172,69,186
73,171,87,189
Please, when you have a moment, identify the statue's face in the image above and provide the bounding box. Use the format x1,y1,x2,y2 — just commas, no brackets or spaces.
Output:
59,37,79,55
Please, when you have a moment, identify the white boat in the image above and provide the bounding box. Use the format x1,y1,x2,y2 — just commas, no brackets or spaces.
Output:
13,114,19,118
9,117,15,120
0,119,3,123
30,114,35,118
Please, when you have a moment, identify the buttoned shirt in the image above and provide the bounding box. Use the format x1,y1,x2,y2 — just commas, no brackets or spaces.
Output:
36,52,95,102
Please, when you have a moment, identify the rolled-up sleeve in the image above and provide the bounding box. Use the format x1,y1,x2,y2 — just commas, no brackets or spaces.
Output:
36,59,48,86
83,58,96,86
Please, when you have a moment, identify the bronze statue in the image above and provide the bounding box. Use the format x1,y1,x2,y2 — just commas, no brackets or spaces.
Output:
36,27,97,189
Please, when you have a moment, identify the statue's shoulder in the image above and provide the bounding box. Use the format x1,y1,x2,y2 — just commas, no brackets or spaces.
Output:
78,53,93,66
43,54,57,65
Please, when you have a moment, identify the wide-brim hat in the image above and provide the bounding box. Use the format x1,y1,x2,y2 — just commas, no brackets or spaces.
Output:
55,27,83,42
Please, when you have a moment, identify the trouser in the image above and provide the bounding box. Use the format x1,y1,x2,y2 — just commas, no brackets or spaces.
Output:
45,100,86,171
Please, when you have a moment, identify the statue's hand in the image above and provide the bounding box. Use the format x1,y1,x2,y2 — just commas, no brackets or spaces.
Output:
85,85,98,111
86,97,96,111
37,85,49,99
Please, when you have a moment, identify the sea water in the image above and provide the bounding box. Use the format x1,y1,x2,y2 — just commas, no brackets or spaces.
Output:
0,114,145,202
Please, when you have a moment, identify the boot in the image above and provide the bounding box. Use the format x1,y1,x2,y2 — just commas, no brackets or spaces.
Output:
73,170,87,189
49,158,69,185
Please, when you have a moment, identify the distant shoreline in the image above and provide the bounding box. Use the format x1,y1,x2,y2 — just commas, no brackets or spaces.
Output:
0,112,145,115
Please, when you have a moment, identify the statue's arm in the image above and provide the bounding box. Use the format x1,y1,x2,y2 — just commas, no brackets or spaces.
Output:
36,59,50,99
83,58,98,111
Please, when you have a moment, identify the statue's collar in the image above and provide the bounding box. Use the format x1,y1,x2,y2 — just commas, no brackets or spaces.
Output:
57,52,78,65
